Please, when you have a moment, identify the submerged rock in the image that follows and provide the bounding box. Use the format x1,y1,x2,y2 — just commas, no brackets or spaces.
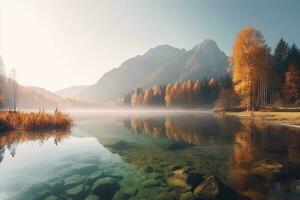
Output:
143,166,154,173
38,190,52,199
164,142,193,150
65,184,84,199
156,190,180,200
71,163,98,175
193,175,220,199
108,173,123,181
142,178,161,187
109,141,132,150
180,191,196,200
84,194,100,200
64,174,84,188
91,177,120,200
123,187,138,196
44,195,59,200
86,170,104,185
113,191,130,200
193,175,250,200
59,195,72,200
167,167,204,191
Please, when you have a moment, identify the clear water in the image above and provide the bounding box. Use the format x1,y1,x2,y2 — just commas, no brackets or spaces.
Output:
0,111,299,200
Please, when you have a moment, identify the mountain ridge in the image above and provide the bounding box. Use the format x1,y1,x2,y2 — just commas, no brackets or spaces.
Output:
69,39,229,103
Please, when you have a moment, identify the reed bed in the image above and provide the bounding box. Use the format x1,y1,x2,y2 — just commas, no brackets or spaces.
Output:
0,109,73,133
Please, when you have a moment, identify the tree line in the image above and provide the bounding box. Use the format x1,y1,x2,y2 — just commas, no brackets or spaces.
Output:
123,76,232,108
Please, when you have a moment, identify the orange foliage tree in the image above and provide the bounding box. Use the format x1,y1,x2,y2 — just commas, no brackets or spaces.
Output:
282,64,300,105
232,27,275,110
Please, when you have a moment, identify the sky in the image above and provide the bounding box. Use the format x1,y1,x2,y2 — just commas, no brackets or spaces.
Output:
0,0,299,91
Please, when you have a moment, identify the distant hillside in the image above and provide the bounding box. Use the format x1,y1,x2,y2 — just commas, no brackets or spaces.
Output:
72,39,229,103
30,86,61,101
55,85,87,99
0,77,96,110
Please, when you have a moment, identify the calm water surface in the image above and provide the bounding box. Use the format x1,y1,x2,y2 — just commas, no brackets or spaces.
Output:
0,111,299,200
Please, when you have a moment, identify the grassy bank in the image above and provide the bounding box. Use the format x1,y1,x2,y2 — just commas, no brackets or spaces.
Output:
225,111,300,127
0,110,73,133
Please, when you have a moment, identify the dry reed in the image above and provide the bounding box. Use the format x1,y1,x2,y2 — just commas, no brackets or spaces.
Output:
0,109,73,133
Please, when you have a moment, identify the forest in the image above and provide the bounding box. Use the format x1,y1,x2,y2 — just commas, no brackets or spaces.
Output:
122,27,300,111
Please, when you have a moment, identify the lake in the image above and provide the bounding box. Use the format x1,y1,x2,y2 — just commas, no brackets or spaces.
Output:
0,111,299,200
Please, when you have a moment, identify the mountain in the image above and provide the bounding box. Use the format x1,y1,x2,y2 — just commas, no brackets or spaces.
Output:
78,45,185,102
55,85,87,99
76,39,228,102
30,86,61,101
141,39,228,88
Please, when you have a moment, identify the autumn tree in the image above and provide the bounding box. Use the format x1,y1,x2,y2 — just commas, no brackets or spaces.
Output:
232,27,274,110
123,92,132,106
192,80,201,107
153,85,165,106
131,88,144,107
282,64,300,105
143,88,154,106
214,88,240,111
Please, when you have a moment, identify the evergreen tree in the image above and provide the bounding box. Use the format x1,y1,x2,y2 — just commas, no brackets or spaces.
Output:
287,44,300,68
273,38,289,81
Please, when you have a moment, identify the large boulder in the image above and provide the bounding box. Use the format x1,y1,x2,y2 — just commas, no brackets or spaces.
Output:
193,175,251,200
91,177,120,200
167,167,204,191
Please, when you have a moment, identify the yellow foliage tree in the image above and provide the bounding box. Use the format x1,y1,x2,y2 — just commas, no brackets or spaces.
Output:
232,27,274,110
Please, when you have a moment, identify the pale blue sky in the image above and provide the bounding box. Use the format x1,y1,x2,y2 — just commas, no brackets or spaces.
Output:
0,0,299,91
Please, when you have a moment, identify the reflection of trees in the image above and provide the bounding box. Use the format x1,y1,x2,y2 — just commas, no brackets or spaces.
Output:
125,114,241,144
233,119,300,199
0,146,5,163
0,130,70,161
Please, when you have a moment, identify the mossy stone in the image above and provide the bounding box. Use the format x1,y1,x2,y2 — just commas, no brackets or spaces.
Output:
64,174,83,188
142,178,161,187
92,177,120,200
65,184,84,198
85,194,101,200
86,170,104,185
44,195,59,200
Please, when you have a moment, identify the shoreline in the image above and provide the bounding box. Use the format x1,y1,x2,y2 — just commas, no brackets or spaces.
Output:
224,111,300,129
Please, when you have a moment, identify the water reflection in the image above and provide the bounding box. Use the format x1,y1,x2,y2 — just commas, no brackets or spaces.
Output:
0,130,71,162
84,112,300,199
0,112,299,200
